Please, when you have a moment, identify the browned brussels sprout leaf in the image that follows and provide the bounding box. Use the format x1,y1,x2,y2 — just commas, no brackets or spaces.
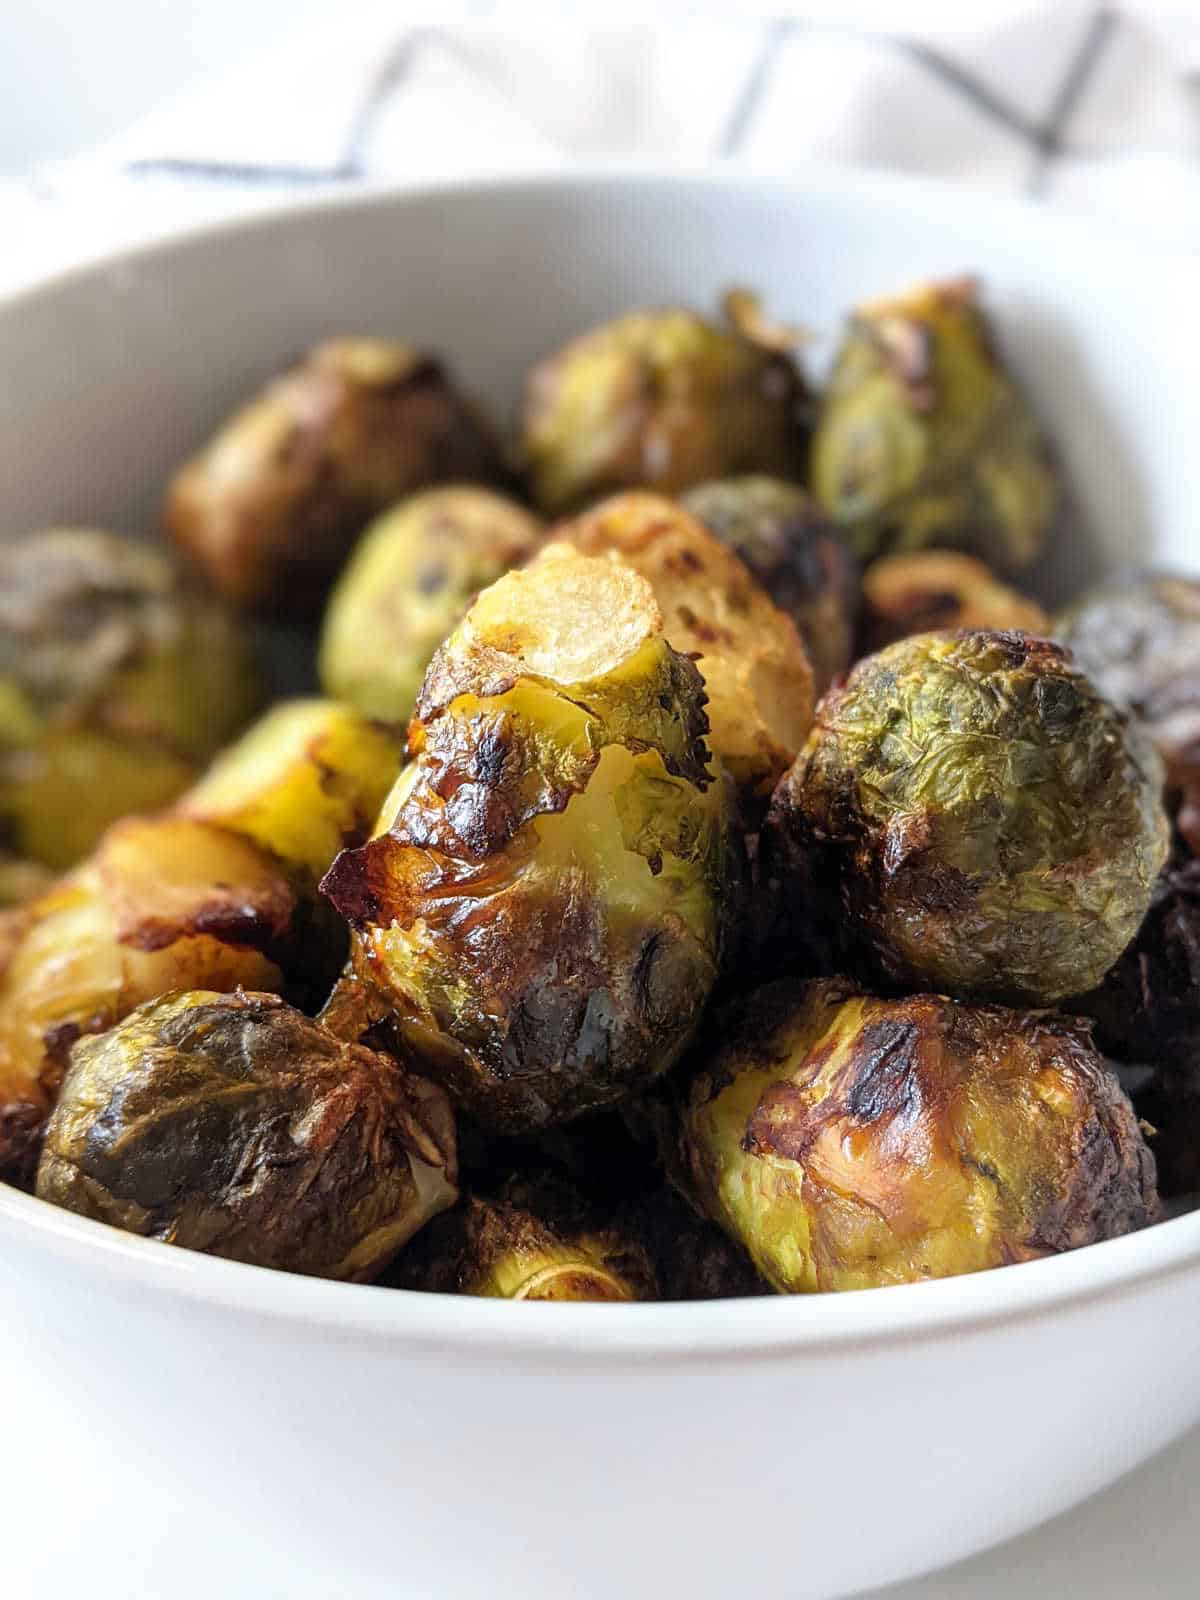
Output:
679,977,1158,1293
319,487,544,724
553,492,814,798
37,990,458,1279
391,1176,656,1301
811,277,1059,568
861,549,1048,653
521,299,810,514
166,338,507,616
682,475,859,695
765,630,1168,1005
0,528,263,870
322,545,729,1132
1057,572,1200,794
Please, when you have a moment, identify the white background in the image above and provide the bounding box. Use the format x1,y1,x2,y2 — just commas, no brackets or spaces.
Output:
2,2,1198,1594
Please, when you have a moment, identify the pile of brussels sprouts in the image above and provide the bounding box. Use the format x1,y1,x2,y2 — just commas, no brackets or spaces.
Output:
3,275,1197,1301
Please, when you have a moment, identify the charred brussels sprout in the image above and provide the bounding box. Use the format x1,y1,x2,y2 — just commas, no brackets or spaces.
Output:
392,1178,656,1300
0,698,401,1180
681,476,859,696
322,545,729,1131
1057,573,1200,794
0,528,262,870
521,297,810,514
0,817,314,1183
555,492,814,798
37,990,458,1278
861,550,1048,653
766,631,1168,1005
176,698,404,881
680,978,1157,1293
166,338,506,616
811,278,1058,568
319,487,543,723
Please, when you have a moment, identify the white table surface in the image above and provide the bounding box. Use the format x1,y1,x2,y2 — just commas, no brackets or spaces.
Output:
5,1365,1196,1598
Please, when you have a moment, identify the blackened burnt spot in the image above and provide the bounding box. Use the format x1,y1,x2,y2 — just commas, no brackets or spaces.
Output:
1032,674,1083,736
842,1020,923,1125
474,721,511,787
320,846,380,924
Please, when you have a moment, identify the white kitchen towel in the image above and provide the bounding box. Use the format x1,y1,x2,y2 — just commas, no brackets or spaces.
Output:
4,4,1200,291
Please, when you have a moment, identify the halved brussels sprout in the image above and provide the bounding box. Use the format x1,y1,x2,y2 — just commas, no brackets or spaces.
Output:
391,1177,656,1301
322,544,729,1131
554,492,814,797
811,278,1058,568
0,528,263,870
679,978,1158,1293
521,296,810,514
165,338,506,615
175,698,404,881
1056,572,1200,794
765,630,1168,1005
681,475,859,695
318,487,543,723
861,550,1048,653
37,990,458,1279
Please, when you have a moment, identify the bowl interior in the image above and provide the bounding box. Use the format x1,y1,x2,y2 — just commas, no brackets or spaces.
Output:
0,171,1195,604
0,169,1197,1341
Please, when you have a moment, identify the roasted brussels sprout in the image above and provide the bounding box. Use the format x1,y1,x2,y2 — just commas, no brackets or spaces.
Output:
679,978,1158,1293
318,487,543,722
1057,573,1200,794
0,528,262,870
766,631,1169,1005
165,338,506,616
37,990,458,1278
322,544,729,1131
0,817,314,1183
861,550,1048,653
391,1178,656,1300
811,278,1058,568
554,492,814,797
175,698,404,881
521,296,810,514
681,475,858,696
0,698,401,1180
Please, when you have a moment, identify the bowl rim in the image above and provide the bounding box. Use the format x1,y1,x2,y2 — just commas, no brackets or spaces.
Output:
3,163,1198,1361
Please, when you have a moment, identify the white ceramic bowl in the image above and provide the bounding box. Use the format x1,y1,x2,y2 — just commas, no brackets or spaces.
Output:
1,171,1198,1600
